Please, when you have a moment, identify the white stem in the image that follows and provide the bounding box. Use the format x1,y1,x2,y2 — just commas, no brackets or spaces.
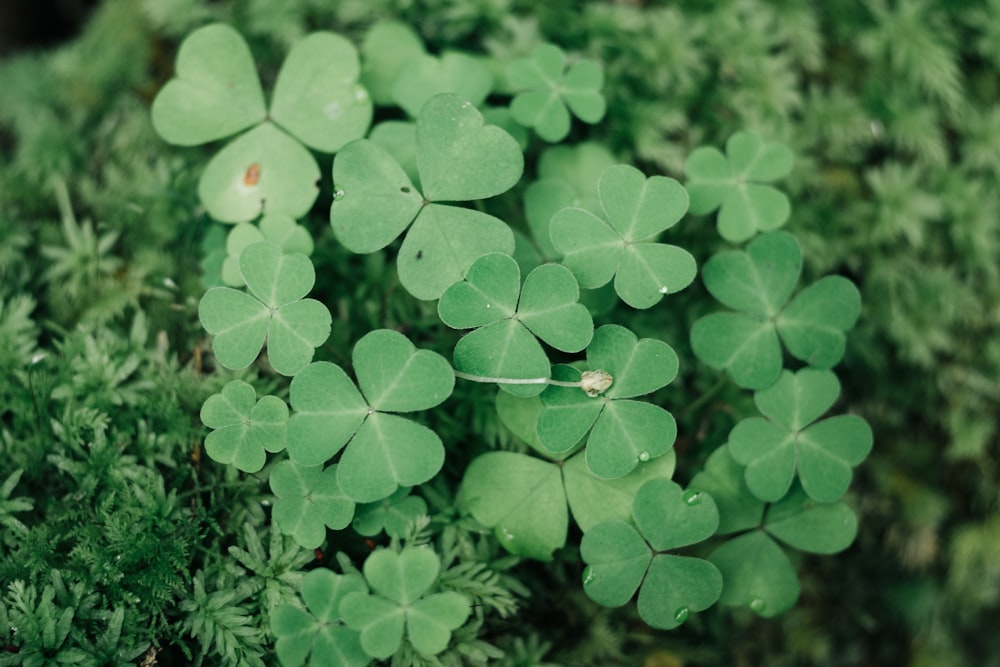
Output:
453,371,583,388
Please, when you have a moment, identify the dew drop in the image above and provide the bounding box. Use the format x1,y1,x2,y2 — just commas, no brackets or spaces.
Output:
750,598,766,613
673,607,690,624
485,304,491,308
582,565,596,586
354,87,369,102
683,490,702,506
658,286,668,294
461,101,471,109
500,528,516,543
638,451,650,462
334,190,346,200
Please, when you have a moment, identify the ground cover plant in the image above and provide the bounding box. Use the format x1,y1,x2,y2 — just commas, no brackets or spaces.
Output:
1,1,999,665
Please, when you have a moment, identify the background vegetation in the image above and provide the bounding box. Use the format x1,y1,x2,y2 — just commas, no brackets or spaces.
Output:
1,0,998,665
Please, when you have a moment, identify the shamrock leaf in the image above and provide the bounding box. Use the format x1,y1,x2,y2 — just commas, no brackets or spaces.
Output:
222,213,314,287
507,43,606,142
197,121,321,223
360,21,427,105
690,231,861,389
340,548,471,659
200,380,287,473
269,31,372,153
270,461,355,549
286,330,454,502
727,368,873,502
198,242,332,376
708,530,799,617
685,131,794,242
536,325,679,478
581,479,723,629
550,164,696,308
439,253,593,396
153,24,372,223
688,444,765,535
459,452,567,561
331,94,523,299
271,568,369,667
392,52,493,119
151,23,266,146
764,484,859,554
353,488,428,538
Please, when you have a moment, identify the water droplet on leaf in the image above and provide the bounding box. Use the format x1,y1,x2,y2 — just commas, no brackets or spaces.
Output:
334,190,345,200
658,286,668,294
683,490,702,505
750,598,766,613
638,451,650,462
674,607,690,624
582,566,596,586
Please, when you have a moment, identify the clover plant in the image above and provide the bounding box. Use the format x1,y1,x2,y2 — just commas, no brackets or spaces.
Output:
150,21,873,665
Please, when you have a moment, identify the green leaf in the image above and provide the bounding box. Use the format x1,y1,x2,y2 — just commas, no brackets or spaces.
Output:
353,488,428,538
392,53,493,119
518,263,593,352
586,399,677,479
776,276,862,368
587,324,678,400
688,445,765,535
222,214,315,287
438,252,520,327
524,179,575,259
360,21,426,105
494,391,554,458
685,131,794,242
200,243,331,376
459,452,567,560
270,461,355,549
198,122,320,223
341,548,470,658
287,362,368,466
507,44,605,142
580,520,651,606
352,329,454,412
337,412,445,503
329,139,424,253
729,369,874,502
200,380,287,473
689,312,783,390
271,569,368,667
452,320,551,397
631,479,719,551
368,120,419,188
709,530,799,617
536,366,605,454
416,94,523,202
270,32,372,153
764,484,858,554
397,205,516,301
151,23,266,146
551,164,694,308
701,231,802,318
563,448,676,532
637,555,723,630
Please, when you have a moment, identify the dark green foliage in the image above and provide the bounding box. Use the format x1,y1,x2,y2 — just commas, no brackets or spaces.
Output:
1,0,997,665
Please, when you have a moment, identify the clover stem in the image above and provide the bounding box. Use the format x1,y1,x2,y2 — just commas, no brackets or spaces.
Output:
453,369,614,397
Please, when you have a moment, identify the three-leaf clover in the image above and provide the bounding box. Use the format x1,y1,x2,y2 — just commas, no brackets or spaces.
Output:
353,488,429,539
392,52,494,119
285,330,454,503
152,24,372,222
581,479,723,629
459,445,676,560
536,325,679,478
200,380,287,473
340,548,471,659
690,231,861,389
270,460,355,549
550,164,696,308
271,568,369,667
198,242,332,376
507,43,606,142
726,368,873,502
685,131,794,242
330,94,524,300
690,445,860,616
438,252,593,396
222,213,314,287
